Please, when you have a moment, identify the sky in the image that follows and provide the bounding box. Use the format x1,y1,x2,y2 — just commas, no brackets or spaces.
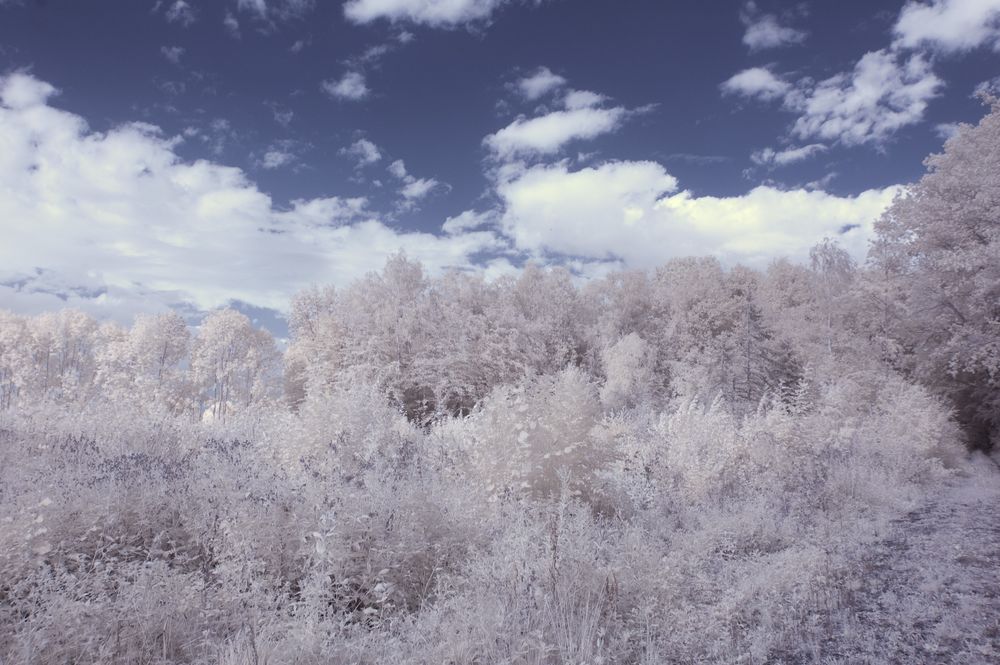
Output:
1,0,999,333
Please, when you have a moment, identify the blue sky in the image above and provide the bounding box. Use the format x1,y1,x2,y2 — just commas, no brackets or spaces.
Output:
1,0,999,332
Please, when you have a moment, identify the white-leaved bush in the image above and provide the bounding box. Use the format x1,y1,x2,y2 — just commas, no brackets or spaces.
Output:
448,366,606,499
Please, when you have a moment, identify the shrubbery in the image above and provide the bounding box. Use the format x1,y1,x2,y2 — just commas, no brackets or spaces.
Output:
0,358,967,663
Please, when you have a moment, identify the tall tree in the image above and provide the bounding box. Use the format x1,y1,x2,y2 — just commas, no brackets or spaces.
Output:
191,309,280,421
869,97,1000,449
0,311,30,410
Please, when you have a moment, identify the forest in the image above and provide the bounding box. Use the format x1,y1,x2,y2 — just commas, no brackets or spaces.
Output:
1,101,999,664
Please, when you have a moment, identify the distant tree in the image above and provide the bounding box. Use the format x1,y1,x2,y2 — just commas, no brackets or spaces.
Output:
505,263,589,374
192,309,280,421
0,311,30,409
97,312,191,412
599,332,657,411
724,266,801,408
285,284,343,409
581,269,670,386
22,310,100,403
868,97,1000,449
809,238,857,356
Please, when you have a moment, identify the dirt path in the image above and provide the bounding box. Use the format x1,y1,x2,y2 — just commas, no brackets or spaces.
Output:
814,455,1000,664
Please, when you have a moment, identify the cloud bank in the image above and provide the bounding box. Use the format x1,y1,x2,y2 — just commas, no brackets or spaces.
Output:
343,0,509,27
0,73,901,323
0,73,499,318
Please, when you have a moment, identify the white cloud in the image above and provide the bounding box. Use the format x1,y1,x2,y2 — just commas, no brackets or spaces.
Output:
518,67,567,100
563,89,606,110
267,103,293,127
344,0,508,27
236,0,315,20
388,159,409,179
720,67,790,101
260,150,295,169
321,72,369,101
388,159,440,204
741,2,806,51
341,138,382,167
496,160,900,266
237,0,268,16
934,121,963,140
788,49,942,146
0,73,57,108
442,209,496,235
976,75,1000,96
401,178,439,200
0,73,499,318
160,46,185,64
893,0,1000,53
0,71,911,325
751,143,827,167
224,12,241,38
484,107,627,159
164,0,196,26
723,50,942,146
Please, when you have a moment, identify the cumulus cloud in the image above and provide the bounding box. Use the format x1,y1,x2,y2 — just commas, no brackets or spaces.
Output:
485,107,628,159
321,72,370,101
518,66,567,100
344,0,508,27
0,73,499,318
740,1,806,51
722,0,998,149
723,50,942,146
0,73,57,108
401,178,439,200
495,160,899,266
388,159,408,179
934,121,962,140
976,75,1000,96
563,89,607,110
442,209,496,235
487,68,642,159
388,159,440,205
751,143,827,167
721,67,790,101
259,149,296,170
0,71,909,324
341,138,382,167
788,49,942,146
893,0,1000,53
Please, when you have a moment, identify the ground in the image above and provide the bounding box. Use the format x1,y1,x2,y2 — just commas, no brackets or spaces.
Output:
812,454,1000,664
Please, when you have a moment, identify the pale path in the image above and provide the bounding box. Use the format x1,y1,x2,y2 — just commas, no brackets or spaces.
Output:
813,455,1000,664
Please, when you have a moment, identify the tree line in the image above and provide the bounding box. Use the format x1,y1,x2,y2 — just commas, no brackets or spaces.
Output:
1,99,998,452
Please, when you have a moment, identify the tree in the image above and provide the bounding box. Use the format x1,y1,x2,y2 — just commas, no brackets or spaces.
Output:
599,332,657,411
191,309,280,421
723,266,801,409
868,97,1000,449
0,311,30,410
96,312,191,412
285,284,343,409
809,238,857,357
21,310,100,403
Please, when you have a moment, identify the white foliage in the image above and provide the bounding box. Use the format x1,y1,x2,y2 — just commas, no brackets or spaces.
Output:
599,332,657,411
